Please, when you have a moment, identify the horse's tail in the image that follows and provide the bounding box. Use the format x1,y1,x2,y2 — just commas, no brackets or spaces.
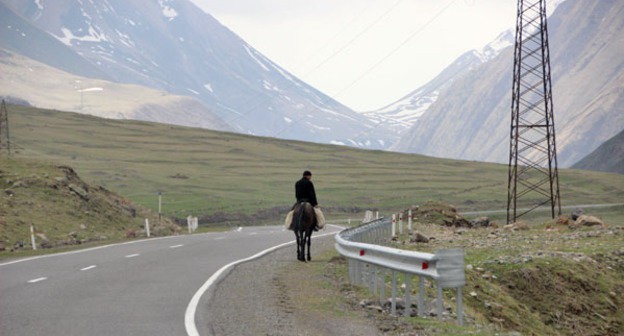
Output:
293,202,305,232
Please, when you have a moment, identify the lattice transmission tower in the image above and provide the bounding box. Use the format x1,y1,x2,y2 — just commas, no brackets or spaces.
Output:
0,100,11,156
507,0,561,223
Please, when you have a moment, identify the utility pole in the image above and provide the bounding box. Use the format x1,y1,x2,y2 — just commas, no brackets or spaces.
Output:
507,0,561,223
0,100,11,156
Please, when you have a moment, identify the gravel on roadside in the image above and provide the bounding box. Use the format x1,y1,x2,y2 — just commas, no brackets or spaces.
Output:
201,234,382,336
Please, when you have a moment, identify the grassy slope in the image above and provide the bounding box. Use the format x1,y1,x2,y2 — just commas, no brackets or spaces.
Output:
0,156,178,257
6,104,624,224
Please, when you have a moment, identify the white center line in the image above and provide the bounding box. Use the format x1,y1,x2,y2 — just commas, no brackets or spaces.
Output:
28,277,47,283
125,253,140,258
169,244,184,248
80,265,97,271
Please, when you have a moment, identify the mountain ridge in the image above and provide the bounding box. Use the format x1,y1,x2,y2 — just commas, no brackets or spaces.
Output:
393,0,624,167
0,0,392,148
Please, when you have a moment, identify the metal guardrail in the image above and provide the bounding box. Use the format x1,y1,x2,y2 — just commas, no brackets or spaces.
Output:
335,217,465,324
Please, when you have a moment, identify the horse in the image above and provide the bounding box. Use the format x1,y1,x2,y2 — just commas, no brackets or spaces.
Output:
291,202,317,262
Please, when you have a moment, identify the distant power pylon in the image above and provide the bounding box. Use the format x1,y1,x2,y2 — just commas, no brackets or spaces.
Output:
507,0,561,223
0,99,11,156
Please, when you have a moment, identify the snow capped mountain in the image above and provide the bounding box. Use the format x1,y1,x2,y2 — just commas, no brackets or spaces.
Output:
394,0,624,167
1,0,387,148
364,30,514,137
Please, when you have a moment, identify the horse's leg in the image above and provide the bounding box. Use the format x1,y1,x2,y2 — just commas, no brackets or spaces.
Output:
295,230,301,259
297,231,306,261
306,230,312,261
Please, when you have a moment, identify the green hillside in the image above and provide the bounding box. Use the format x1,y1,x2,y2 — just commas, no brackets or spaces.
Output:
0,156,178,255
4,104,623,224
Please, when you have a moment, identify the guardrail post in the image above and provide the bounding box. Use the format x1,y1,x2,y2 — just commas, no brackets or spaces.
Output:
399,213,403,234
391,270,397,315
380,268,386,305
391,214,396,238
457,287,464,325
404,273,411,317
373,265,378,297
437,284,443,319
408,209,413,232
418,276,425,317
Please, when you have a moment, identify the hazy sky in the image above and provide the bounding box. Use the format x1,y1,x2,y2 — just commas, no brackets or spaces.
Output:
188,1,542,111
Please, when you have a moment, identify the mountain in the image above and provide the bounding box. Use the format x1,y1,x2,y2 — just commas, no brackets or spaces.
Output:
393,0,624,167
0,49,232,130
0,0,388,148
572,128,624,174
365,30,513,136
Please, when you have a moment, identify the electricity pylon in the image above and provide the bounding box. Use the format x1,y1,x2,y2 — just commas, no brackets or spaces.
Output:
507,0,561,223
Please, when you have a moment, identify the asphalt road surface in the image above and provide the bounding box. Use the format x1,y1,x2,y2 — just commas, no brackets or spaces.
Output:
0,225,342,336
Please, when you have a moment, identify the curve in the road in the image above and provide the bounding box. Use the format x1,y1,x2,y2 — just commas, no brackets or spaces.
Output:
184,228,340,336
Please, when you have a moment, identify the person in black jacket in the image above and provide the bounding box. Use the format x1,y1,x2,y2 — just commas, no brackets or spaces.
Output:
295,170,317,206
290,170,325,230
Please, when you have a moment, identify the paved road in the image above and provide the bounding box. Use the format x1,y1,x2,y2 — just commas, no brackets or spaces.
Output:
0,225,342,336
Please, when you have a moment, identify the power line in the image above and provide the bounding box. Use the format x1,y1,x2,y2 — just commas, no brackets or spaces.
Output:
301,0,406,76
334,0,458,100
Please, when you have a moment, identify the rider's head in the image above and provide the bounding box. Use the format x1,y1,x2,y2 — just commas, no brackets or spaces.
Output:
303,170,312,179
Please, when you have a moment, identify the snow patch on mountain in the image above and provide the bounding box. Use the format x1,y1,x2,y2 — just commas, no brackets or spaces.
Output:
158,1,178,20
56,26,108,46
244,45,270,72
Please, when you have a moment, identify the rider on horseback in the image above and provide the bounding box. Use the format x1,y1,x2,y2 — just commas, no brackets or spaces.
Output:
294,170,325,230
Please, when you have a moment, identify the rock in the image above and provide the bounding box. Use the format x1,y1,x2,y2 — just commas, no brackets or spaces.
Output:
411,232,429,243
69,184,89,199
80,224,87,230
4,189,13,196
359,298,373,307
513,221,529,230
556,215,570,225
367,305,384,312
470,217,490,228
575,215,603,226
571,208,584,220
385,298,405,309
455,227,468,235
470,291,478,297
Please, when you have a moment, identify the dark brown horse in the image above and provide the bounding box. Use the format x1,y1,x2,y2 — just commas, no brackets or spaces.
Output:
291,202,317,262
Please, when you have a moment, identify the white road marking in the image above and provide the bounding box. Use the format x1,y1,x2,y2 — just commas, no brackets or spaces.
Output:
170,244,184,249
125,254,140,258
28,277,47,283
184,228,340,336
0,233,199,267
214,237,225,240
80,265,97,271
248,232,258,236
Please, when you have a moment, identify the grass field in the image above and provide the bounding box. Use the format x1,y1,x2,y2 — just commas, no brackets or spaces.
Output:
4,104,623,225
